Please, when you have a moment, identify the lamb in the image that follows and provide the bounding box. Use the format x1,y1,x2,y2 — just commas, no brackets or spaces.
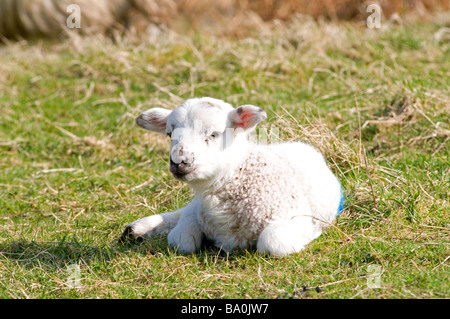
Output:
121,97,344,256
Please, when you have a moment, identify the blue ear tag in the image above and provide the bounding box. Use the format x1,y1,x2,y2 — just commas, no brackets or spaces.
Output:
336,188,345,217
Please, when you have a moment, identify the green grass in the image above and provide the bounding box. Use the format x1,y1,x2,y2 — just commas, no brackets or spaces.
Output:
0,17,449,298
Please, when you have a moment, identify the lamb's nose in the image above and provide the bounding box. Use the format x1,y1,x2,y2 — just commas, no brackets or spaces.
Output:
170,158,193,175
170,145,193,165
171,159,185,169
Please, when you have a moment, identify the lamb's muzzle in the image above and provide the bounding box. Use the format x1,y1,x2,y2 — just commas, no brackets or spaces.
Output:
170,158,193,177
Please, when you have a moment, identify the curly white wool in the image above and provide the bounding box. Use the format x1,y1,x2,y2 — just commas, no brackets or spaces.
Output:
197,142,341,252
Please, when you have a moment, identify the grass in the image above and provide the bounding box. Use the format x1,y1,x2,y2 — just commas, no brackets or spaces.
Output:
0,15,449,299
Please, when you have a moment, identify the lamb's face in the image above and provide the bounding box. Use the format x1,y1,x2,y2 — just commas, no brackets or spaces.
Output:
135,97,267,183
165,99,233,181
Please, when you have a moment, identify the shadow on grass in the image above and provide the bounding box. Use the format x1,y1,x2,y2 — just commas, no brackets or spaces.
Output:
0,239,118,270
0,234,252,271
0,235,173,271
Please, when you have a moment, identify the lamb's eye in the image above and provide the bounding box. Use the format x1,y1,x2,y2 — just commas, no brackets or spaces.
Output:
210,131,221,139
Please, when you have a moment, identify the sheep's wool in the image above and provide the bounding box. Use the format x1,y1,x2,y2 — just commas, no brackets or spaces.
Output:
198,142,339,251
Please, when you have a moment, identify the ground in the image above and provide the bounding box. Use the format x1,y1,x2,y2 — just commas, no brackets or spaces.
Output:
0,14,449,298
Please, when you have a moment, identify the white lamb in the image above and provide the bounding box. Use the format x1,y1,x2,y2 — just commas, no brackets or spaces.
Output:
121,97,344,256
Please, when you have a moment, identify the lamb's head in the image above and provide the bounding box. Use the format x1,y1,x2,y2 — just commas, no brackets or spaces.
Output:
135,97,267,183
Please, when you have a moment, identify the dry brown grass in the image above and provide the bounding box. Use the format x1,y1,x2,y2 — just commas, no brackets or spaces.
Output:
179,0,450,22
173,0,450,36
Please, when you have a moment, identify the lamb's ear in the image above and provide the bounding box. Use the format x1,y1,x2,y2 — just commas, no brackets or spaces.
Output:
228,105,267,131
135,108,172,134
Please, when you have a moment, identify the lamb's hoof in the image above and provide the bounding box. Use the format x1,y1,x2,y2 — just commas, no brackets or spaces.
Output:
119,225,143,245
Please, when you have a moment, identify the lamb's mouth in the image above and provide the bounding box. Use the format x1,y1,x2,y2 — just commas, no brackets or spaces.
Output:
172,172,188,179
170,158,195,181
172,171,197,181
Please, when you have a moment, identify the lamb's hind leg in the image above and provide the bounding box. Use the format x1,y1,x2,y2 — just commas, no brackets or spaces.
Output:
256,216,322,256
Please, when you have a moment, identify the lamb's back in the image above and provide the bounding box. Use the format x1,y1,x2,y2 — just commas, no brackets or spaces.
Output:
199,142,339,248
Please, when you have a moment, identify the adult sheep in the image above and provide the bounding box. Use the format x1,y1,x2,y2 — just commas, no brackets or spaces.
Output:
121,97,344,256
0,0,176,39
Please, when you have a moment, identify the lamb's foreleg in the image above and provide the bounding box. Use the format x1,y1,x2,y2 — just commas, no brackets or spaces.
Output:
167,196,203,253
120,196,202,246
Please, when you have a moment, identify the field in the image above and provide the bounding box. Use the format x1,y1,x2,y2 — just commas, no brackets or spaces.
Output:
0,11,449,299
